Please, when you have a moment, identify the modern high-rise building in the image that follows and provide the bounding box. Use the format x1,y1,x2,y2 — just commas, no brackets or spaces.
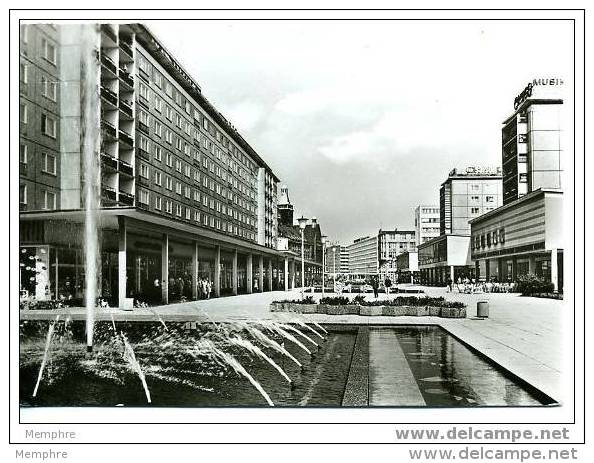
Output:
414,205,440,244
347,236,378,280
501,79,563,205
378,229,416,281
19,23,285,306
325,243,349,277
439,167,503,235
470,79,564,291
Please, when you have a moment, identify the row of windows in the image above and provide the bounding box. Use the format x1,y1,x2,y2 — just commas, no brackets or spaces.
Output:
19,144,57,174
137,188,256,241
19,184,56,209
421,207,439,214
137,52,261,175
472,229,506,250
20,63,58,101
19,104,57,138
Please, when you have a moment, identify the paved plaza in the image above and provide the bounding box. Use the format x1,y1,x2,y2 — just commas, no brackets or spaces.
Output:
21,285,565,403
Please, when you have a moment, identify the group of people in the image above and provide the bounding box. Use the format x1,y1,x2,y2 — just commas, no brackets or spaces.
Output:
445,276,517,294
150,274,213,302
370,276,393,298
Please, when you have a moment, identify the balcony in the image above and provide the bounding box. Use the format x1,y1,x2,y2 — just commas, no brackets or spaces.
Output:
100,152,118,171
100,24,118,44
118,191,134,206
100,53,117,77
119,99,133,119
100,86,118,108
119,68,134,90
101,120,118,141
138,121,150,134
101,185,117,202
119,130,134,149
118,159,134,177
119,41,133,61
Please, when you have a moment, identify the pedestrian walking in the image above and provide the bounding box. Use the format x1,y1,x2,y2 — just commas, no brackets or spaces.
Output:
384,276,392,297
371,276,379,299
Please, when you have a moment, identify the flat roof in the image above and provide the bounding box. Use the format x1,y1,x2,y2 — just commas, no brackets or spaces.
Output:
131,23,281,182
468,188,562,224
416,233,470,250
502,98,563,125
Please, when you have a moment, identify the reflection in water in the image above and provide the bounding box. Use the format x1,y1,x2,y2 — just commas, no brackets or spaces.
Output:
394,326,546,407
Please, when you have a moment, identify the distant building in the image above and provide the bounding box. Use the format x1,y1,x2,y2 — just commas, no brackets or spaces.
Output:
396,251,419,284
378,229,416,282
414,205,440,245
347,236,378,280
439,167,503,235
325,243,349,277
276,186,323,286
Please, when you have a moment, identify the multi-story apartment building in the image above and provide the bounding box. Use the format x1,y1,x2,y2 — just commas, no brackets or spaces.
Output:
414,205,440,245
378,229,416,281
19,23,284,307
439,167,503,235
347,236,378,280
19,24,62,212
501,79,563,205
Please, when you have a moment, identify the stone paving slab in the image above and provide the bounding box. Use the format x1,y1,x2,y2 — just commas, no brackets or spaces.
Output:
342,327,369,407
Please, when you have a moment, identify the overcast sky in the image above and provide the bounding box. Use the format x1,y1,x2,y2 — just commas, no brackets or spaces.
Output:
146,20,572,244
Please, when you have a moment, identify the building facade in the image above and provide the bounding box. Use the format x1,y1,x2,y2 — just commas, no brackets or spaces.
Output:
378,229,416,281
347,236,378,280
439,167,503,235
414,205,440,245
325,243,349,277
19,24,290,306
502,79,563,205
418,234,473,285
469,189,562,290
396,251,419,284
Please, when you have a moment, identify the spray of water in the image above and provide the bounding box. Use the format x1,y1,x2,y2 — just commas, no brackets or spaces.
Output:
259,321,311,355
81,24,101,352
225,336,292,384
121,332,152,403
288,318,325,340
279,323,319,347
32,315,61,397
188,338,274,406
238,322,302,368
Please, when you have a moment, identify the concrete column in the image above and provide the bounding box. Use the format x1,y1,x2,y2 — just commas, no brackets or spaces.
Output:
528,255,536,274
135,256,141,294
512,256,518,281
450,265,455,282
246,253,253,294
268,258,273,292
290,260,295,289
497,258,504,282
258,255,264,293
485,258,490,281
214,245,221,297
232,249,238,296
118,216,127,310
191,241,198,300
284,257,289,291
161,233,169,305
550,249,559,292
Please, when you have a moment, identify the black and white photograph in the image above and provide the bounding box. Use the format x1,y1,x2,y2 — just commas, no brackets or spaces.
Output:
6,4,590,460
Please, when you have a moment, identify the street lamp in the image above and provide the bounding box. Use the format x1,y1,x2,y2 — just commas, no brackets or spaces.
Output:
321,235,327,299
297,216,308,299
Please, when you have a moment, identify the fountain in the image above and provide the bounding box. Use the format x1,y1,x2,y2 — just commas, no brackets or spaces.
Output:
80,24,101,353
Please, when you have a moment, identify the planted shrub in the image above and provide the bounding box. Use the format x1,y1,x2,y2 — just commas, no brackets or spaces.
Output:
272,295,315,304
319,296,351,305
361,296,465,309
516,274,555,296
352,294,366,305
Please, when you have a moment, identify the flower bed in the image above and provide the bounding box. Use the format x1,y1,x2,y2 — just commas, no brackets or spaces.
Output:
270,296,466,318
